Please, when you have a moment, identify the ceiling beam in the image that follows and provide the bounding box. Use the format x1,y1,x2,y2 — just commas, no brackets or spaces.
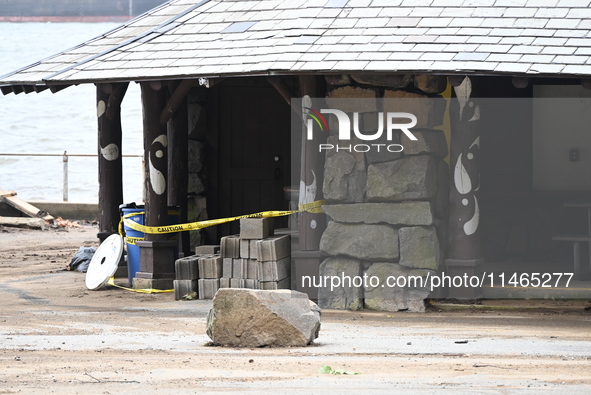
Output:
159,79,197,125
268,76,304,120
0,86,14,95
48,84,71,93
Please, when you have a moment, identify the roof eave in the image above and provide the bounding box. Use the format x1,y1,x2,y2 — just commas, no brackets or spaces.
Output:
43,69,591,85
2,68,589,96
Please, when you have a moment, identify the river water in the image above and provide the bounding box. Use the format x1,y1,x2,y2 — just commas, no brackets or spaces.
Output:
0,22,144,203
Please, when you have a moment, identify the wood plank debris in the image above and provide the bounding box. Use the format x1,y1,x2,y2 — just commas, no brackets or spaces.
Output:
0,190,17,198
0,188,54,222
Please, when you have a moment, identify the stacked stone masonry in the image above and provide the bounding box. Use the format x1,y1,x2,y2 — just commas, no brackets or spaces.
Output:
319,74,449,313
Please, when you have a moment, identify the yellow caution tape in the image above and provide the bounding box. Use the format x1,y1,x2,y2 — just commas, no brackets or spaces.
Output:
107,276,173,294
120,200,325,235
299,200,325,213
124,236,143,245
119,211,145,236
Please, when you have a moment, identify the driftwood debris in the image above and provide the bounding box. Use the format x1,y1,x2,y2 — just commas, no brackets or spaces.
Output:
0,188,54,222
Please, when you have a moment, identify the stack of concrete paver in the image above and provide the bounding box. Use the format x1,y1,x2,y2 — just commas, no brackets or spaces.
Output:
219,218,291,293
173,218,291,300
173,245,221,300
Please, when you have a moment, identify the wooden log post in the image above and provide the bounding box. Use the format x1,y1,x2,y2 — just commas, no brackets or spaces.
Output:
166,80,190,257
298,75,327,250
135,81,177,288
96,82,128,243
445,76,483,300
291,75,327,300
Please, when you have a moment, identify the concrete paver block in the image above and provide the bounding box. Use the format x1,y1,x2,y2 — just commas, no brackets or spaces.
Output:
239,218,273,240
249,239,259,259
195,245,220,255
198,279,219,299
261,257,291,282
198,255,222,279
230,278,242,288
222,258,233,278
175,255,200,280
219,277,230,288
132,277,173,290
244,279,257,289
220,235,240,258
232,258,245,279
256,235,291,262
246,259,259,280
240,239,250,258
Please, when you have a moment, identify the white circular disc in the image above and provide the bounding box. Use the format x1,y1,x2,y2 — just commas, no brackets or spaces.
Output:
85,234,123,290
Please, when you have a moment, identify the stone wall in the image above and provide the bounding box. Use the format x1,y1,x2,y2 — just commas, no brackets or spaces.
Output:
187,87,208,249
318,74,449,312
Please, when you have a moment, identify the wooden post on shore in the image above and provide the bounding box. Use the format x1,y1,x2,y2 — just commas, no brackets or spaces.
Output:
166,80,190,257
298,75,327,250
291,75,327,299
445,76,483,299
140,81,169,242
96,82,128,243
135,81,176,287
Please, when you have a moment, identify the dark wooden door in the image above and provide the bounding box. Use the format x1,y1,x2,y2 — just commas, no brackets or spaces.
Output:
212,80,291,237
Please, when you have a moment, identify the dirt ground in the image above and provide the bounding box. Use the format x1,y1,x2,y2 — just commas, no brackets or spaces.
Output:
1,224,591,394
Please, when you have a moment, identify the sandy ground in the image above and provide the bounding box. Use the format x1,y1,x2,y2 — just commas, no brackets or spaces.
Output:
1,224,591,394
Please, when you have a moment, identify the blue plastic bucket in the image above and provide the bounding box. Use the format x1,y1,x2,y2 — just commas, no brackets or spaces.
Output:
121,206,180,286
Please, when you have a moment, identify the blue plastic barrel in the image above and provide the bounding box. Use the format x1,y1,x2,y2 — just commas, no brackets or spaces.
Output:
121,206,180,286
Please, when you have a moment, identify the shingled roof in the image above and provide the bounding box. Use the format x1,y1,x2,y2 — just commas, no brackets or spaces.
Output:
1,0,591,94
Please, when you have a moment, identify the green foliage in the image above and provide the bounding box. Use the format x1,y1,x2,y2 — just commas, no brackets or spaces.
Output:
181,292,198,301
319,364,360,375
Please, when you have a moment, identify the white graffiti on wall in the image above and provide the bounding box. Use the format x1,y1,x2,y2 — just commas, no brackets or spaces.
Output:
100,143,119,161
149,134,167,195
454,78,481,237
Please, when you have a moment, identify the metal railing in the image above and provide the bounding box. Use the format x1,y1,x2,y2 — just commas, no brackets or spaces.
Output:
0,151,143,202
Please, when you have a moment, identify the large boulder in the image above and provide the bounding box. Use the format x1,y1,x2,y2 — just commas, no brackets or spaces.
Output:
320,221,399,261
363,262,432,313
323,202,434,226
318,257,364,310
383,90,446,129
188,173,205,195
326,86,378,112
401,129,448,159
206,289,321,347
325,74,352,86
351,73,412,88
188,140,205,173
367,155,437,201
413,75,448,94
323,151,356,201
398,226,442,270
